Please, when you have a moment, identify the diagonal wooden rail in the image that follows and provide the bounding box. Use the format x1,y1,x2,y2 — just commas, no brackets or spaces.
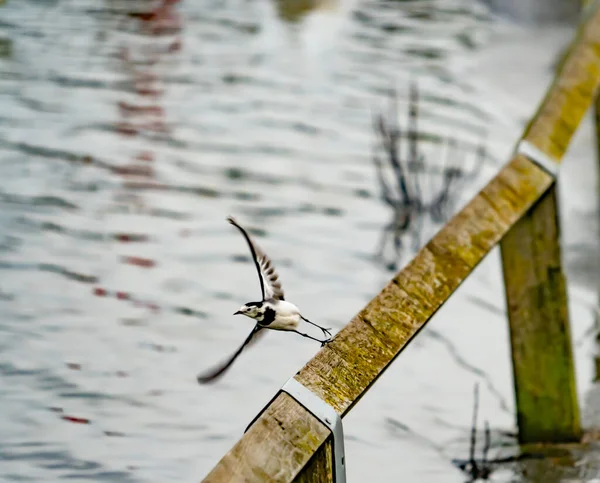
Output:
203,4,600,482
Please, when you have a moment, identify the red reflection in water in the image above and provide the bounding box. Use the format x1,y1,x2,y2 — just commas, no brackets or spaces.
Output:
134,86,165,98
114,233,149,243
135,151,154,162
111,164,155,177
87,1,188,316
118,101,165,117
90,285,206,321
61,415,90,424
122,256,156,268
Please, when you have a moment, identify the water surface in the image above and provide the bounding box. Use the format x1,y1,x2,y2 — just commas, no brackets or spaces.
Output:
0,0,598,481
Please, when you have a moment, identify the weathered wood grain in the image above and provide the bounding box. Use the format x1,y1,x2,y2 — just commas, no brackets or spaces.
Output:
294,155,553,415
523,5,600,160
202,155,554,483
500,185,581,443
204,393,330,483
294,439,333,483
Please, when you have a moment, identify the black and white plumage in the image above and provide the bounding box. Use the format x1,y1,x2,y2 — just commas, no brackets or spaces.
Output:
196,216,332,384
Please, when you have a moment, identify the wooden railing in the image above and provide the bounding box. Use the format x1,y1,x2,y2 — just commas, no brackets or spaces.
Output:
203,3,600,481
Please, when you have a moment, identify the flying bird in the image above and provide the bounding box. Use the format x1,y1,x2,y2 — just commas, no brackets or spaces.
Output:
197,216,332,384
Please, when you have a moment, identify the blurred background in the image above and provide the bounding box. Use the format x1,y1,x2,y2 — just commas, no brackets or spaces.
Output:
1,0,599,481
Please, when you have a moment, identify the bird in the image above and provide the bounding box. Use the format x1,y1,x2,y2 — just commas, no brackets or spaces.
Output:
196,216,332,384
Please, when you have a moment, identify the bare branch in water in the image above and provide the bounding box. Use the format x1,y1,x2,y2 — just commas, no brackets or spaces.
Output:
374,104,412,208
453,383,494,481
482,421,491,468
371,83,488,270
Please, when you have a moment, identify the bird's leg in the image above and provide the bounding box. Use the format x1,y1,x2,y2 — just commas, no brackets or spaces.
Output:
293,330,331,347
300,315,332,337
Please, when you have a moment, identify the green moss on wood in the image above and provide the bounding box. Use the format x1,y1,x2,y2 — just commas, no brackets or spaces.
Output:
523,10,600,160
294,438,333,483
501,186,581,443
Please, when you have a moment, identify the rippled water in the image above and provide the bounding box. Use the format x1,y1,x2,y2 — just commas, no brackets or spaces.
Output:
0,0,598,481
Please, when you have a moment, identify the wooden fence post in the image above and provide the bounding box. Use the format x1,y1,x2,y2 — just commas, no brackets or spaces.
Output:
294,439,334,482
500,183,581,443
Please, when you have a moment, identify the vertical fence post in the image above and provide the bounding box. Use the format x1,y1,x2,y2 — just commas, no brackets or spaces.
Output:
500,183,581,443
294,439,334,482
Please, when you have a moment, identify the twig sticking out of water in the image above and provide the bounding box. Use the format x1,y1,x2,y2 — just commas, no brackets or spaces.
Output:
454,383,493,481
469,383,480,471
482,421,491,469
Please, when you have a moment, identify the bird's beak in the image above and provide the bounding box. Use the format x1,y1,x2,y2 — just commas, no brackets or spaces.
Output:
233,310,242,315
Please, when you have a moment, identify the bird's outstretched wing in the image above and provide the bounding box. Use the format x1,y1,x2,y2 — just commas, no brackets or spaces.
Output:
227,216,285,301
197,325,264,384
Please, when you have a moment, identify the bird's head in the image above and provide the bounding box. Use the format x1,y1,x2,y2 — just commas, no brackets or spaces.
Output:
234,302,264,320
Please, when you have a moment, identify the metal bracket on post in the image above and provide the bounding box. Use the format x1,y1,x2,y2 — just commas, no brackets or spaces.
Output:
245,377,347,483
517,140,560,178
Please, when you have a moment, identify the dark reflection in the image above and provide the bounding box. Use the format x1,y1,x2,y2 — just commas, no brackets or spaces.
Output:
372,83,486,270
482,0,579,25
385,387,556,481
449,384,600,483
0,37,12,58
510,444,598,483
273,0,322,23
0,193,78,210
0,443,136,482
564,209,600,291
425,329,511,413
